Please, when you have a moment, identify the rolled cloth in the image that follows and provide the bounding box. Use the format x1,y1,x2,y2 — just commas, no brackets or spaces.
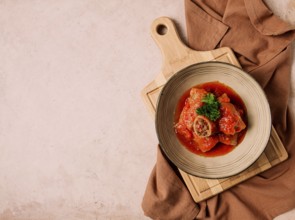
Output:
142,0,295,219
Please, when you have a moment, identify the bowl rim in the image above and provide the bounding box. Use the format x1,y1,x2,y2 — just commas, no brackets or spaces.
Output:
155,61,272,178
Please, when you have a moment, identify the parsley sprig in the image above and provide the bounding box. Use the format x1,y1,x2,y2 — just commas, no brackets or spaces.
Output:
196,93,220,121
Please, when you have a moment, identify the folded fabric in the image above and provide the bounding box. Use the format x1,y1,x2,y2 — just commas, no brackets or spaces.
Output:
142,0,295,219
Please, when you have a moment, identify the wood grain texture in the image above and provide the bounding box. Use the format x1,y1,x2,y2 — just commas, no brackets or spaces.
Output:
141,17,288,203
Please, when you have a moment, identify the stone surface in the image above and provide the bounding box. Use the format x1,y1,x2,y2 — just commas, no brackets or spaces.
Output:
0,0,294,219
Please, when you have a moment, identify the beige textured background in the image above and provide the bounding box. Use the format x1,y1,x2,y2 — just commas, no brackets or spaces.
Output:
0,1,294,219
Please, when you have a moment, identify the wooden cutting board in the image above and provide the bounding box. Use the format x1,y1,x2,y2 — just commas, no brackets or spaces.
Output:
141,17,288,202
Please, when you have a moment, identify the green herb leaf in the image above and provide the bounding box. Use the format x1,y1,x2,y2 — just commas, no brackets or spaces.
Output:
196,93,220,121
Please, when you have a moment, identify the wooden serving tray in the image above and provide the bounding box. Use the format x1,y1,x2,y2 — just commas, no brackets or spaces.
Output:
141,17,288,202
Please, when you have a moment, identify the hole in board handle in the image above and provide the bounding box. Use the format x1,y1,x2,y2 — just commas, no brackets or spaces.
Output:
156,24,167,35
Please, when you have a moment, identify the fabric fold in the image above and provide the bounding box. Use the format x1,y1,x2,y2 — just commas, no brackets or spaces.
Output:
244,0,295,35
184,0,229,51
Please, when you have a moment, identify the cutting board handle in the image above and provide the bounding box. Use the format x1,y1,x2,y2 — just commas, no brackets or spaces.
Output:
151,17,197,78
150,17,240,79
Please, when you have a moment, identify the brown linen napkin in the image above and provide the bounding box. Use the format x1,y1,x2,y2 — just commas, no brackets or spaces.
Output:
142,0,295,219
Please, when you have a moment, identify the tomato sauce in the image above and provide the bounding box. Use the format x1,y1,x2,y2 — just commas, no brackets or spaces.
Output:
174,81,247,157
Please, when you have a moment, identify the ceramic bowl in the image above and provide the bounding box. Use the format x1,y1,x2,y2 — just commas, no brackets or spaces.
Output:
155,61,271,178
